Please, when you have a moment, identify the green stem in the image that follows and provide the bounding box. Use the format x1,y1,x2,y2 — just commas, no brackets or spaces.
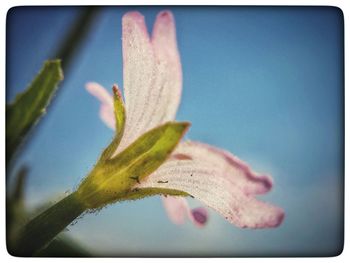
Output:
13,192,87,256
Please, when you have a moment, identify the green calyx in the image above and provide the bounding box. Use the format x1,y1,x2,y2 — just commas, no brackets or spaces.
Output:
77,121,189,209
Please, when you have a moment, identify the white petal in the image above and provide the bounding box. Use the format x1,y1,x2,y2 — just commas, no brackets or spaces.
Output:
114,11,182,155
138,141,284,228
150,10,182,125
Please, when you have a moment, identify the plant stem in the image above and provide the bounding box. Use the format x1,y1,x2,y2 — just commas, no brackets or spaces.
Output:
12,192,87,256
54,6,101,74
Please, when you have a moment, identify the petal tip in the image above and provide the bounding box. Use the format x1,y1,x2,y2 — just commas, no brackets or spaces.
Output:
85,82,98,92
257,207,285,229
122,11,147,36
191,207,208,227
156,10,174,23
261,174,274,191
85,82,111,104
123,11,144,23
272,208,285,227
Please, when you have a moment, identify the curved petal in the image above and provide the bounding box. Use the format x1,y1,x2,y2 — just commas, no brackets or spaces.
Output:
86,82,115,130
138,141,284,229
176,141,274,195
162,196,208,227
115,11,182,155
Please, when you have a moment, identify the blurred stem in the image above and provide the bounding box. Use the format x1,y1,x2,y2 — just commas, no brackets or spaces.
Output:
11,166,28,204
7,166,28,246
54,6,101,74
13,192,87,256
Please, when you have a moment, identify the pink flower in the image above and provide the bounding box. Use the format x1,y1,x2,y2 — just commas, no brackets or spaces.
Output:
86,10,284,229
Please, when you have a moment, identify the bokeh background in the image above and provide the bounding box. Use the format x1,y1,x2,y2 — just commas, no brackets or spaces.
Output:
6,6,343,256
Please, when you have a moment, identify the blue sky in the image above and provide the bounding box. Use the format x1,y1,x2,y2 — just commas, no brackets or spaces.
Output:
7,6,343,256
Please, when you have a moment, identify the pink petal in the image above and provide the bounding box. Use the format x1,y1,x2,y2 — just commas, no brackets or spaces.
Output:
137,141,284,229
151,10,182,122
173,141,274,195
86,82,115,130
162,196,208,227
161,196,187,224
113,11,182,155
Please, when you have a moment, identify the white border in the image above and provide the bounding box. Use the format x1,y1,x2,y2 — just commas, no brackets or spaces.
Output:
1,0,348,262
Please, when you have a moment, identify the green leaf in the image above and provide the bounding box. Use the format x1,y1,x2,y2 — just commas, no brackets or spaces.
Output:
77,121,190,209
98,84,126,162
6,60,63,163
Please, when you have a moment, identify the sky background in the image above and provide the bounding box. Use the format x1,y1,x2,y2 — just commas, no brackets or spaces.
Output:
6,6,343,256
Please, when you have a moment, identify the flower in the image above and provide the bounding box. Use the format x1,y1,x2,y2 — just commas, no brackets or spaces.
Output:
86,10,284,229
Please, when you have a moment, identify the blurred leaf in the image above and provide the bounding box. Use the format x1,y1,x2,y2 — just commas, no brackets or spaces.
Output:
7,166,29,248
6,60,63,164
10,166,28,203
